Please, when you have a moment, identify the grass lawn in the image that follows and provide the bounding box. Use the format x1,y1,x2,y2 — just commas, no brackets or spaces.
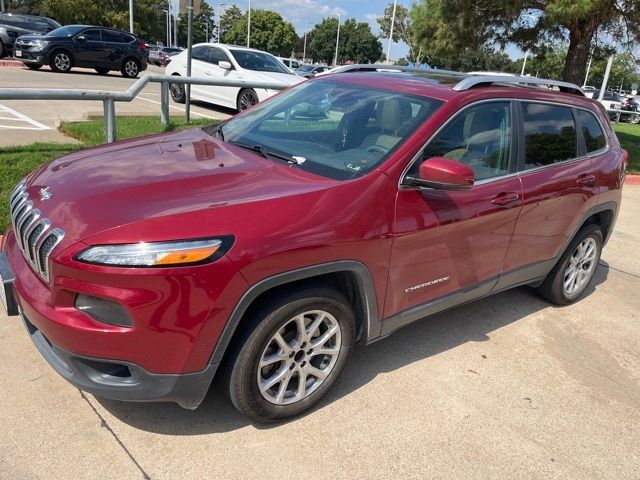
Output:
0,116,217,232
612,123,640,173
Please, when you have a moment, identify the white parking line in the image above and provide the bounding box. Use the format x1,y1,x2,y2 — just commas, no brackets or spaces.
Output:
134,96,218,119
0,103,51,130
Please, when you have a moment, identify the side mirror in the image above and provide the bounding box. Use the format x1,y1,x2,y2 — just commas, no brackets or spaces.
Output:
405,157,474,190
76,35,86,42
219,60,232,70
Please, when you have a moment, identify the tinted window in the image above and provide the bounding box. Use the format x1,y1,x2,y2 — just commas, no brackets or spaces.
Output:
523,103,577,168
229,49,291,74
28,18,51,32
3,14,27,28
576,109,606,153
420,102,511,180
209,47,230,65
191,46,209,62
102,30,124,43
81,29,102,41
48,26,85,37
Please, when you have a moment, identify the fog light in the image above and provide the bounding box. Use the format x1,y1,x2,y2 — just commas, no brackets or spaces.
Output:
75,294,133,327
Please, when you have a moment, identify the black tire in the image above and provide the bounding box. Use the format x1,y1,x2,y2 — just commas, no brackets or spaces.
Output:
95,67,109,75
236,88,259,111
631,113,640,125
170,76,186,103
0,42,5,58
26,64,42,70
536,224,603,305
226,287,355,422
49,49,73,73
121,58,140,78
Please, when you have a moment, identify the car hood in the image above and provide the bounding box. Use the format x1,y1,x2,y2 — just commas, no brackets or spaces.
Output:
22,128,336,245
243,70,304,87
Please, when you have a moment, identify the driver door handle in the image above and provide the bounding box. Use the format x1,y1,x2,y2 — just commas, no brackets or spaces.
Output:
491,192,519,206
576,174,596,186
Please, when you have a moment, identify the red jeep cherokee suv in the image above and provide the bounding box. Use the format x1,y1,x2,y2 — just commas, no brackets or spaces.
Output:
0,69,626,422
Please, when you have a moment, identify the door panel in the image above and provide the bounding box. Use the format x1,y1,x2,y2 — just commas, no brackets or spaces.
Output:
385,100,520,318
386,178,522,316
74,29,107,66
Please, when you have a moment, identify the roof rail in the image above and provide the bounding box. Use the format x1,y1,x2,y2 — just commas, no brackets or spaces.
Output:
325,64,465,77
454,75,585,96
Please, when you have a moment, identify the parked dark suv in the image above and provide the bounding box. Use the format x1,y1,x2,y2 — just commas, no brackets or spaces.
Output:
14,24,148,77
0,68,627,422
0,13,61,58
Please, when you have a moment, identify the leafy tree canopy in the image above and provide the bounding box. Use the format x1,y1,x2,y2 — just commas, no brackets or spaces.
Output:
225,9,296,57
309,17,382,65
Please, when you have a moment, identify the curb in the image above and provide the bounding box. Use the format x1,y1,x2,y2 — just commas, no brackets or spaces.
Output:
625,175,640,185
0,59,24,68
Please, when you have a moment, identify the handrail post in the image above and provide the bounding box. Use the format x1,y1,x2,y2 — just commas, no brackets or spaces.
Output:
103,98,116,143
160,81,170,127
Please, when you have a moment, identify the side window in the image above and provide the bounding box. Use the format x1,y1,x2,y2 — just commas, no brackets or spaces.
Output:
102,30,123,43
522,102,577,168
191,46,210,62
576,109,606,153
81,29,102,41
420,102,511,180
209,47,231,65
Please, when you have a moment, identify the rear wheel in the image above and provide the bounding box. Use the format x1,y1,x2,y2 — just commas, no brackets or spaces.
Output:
631,113,640,124
121,58,140,78
95,67,109,75
49,50,72,73
227,287,355,422
536,224,603,305
236,88,259,111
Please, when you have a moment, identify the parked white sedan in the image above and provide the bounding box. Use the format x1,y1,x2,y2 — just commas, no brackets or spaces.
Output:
165,43,304,111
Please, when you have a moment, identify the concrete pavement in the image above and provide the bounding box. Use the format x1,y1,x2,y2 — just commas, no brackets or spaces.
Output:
0,65,232,147
1,186,639,479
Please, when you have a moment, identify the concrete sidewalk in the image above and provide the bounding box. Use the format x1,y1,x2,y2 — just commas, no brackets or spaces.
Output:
1,186,639,480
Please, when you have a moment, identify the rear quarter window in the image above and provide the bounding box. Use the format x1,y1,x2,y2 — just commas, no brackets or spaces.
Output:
522,102,577,169
576,109,606,153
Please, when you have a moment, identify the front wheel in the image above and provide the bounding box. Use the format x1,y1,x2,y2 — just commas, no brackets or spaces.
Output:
631,113,640,124
227,287,355,422
236,88,259,111
49,50,72,73
170,77,186,103
536,224,603,305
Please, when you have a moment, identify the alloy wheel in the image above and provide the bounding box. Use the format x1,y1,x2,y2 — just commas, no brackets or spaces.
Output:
563,237,598,296
238,90,259,110
124,60,138,77
54,53,70,71
257,310,342,405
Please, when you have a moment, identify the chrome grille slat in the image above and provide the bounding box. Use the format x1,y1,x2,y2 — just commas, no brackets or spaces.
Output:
8,183,64,283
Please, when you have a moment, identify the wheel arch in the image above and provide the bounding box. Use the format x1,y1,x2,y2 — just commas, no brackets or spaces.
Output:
49,47,74,64
576,201,617,245
208,261,381,367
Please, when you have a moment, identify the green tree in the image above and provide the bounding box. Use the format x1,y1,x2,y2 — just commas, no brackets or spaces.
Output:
340,19,382,64
308,18,339,65
224,9,296,56
176,1,215,46
5,0,46,15
377,2,423,64
410,0,640,84
219,4,242,43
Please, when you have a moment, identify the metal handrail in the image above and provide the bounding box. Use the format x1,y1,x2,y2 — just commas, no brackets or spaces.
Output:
0,74,291,143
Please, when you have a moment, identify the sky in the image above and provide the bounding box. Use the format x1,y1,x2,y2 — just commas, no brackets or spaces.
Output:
193,0,412,60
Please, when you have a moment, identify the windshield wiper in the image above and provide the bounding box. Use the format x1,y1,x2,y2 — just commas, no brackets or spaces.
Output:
227,141,303,165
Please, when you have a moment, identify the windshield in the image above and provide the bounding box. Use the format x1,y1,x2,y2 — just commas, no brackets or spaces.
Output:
230,49,291,74
219,79,443,180
48,25,84,37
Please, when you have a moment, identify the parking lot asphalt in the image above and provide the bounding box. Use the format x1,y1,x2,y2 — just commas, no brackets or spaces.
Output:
1,185,639,480
0,64,232,147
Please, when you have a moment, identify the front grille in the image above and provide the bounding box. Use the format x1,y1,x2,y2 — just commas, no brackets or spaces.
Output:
10,181,64,283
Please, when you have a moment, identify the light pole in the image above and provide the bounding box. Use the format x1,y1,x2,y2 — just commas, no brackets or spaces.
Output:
386,0,397,65
583,55,592,87
247,0,251,47
303,20,310,64
129,0,134,33
163,9,169,45
167,0,173,47
328,13,340,67
217,2,227,43
520,49,529,76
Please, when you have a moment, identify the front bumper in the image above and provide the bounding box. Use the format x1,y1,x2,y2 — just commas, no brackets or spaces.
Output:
2,248,217,409
12,48,48,64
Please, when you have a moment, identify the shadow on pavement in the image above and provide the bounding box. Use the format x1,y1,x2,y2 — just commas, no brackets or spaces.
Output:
97,264,609,434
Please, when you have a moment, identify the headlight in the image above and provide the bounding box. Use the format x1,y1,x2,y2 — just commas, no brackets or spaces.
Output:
76,237,233,267
30,40,50,49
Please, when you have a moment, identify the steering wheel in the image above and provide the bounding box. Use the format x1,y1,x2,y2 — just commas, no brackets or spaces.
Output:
366,145,388,155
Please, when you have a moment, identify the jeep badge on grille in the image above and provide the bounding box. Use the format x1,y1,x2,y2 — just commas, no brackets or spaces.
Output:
39,187,52,201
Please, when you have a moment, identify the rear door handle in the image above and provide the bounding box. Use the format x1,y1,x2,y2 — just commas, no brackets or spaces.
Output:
576,174,596,186
491,192,519,206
